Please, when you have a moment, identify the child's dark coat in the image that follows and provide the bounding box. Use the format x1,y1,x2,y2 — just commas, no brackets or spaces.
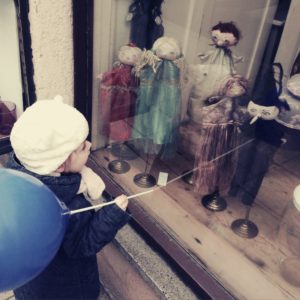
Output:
7,154,130,300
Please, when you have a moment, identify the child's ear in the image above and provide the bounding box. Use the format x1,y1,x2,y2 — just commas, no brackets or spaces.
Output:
55,163,66,173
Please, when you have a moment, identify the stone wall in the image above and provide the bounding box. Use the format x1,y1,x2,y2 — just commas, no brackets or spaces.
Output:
28,0,74,105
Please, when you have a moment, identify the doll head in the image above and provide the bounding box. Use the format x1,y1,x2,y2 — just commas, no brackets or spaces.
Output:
248,63,289,124
219,74,248,98
118,44,142,66
211,22,241,48
248,100,280,124
152,36,181,60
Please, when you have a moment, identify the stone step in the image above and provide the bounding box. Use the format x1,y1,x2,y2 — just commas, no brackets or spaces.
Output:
98,222,201,300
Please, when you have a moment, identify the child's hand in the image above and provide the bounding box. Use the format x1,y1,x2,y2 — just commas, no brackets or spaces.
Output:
115,195,128,211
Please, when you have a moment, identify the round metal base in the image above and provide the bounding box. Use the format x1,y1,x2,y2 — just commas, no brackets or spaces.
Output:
181,171,194,185
133,173,156,188
202,193,227,212
108,159,130,174
231,219,259,239
111,143,138,160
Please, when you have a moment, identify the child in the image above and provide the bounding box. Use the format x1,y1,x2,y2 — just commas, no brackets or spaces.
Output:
7,96,130,300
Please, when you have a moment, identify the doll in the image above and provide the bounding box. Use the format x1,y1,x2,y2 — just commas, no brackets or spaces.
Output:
228,63,289,237
179,22,247,156
191,96,247,196
188,21,245,122
132,36,184,159
127,0,164,50
229,63,289,206
181,22,248,197
98,44,142,142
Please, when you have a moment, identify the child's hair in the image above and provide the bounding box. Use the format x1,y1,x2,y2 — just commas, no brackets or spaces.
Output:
10,95,89,175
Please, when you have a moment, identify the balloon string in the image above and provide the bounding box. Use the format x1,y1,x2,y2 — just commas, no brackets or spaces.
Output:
65,138,255,216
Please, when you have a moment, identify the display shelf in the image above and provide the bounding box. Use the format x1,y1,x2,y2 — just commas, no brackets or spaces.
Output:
91,144,300,299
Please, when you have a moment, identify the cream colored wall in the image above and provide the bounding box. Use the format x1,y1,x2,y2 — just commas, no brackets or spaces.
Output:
29,0,74,105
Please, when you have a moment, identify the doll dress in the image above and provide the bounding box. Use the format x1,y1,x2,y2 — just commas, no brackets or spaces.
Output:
192,97,243,195
99,63,139,142
132,59,181,158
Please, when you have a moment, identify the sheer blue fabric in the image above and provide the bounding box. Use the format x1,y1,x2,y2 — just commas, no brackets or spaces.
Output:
132,59,181,158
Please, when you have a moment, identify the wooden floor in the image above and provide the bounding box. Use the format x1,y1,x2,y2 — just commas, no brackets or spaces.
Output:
91,138,300,300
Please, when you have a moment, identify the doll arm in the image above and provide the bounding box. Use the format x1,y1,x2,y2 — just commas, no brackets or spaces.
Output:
133,50,161,76
197,49,215,62
232,53,244,64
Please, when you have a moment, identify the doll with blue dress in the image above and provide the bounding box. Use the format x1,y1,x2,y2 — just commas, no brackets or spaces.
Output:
132,36,185,159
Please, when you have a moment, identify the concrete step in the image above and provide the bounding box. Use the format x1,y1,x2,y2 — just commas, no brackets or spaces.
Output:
98,223,202,300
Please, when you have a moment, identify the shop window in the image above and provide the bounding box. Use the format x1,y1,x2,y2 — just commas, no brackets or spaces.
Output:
75,0,300,298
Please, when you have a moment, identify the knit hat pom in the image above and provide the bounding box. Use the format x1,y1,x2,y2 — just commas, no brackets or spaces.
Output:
10,96,89,175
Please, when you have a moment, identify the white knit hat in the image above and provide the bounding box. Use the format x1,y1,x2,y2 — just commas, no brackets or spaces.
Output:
10,96,89,175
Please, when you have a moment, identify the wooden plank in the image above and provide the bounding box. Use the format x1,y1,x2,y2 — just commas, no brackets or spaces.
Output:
153,151,300,297
256,163,300,218
273,146,300,164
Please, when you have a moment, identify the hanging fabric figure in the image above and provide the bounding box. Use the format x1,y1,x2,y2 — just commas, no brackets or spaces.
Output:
188,21,245,123
192,97,247,195
186,22,248,195
127,0,164,50
132,36,184,159
229,63,289,206
98,44,142,143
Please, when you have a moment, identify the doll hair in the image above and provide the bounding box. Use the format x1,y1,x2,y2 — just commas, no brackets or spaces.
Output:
113,43,142,68
134,37,182,76
212,21,241,42
218,74,248,97
152,36,181,57
118,44,142,62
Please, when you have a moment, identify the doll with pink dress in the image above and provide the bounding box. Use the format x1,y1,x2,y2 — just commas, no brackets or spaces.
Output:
98,44,142,143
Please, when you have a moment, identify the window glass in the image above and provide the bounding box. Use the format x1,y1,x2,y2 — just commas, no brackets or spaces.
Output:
91,0,300,298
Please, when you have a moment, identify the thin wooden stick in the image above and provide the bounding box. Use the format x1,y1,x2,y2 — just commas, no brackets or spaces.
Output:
64,138,255,216
66,189,155,215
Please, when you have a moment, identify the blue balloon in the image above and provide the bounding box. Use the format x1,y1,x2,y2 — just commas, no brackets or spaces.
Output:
0,169,69,292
